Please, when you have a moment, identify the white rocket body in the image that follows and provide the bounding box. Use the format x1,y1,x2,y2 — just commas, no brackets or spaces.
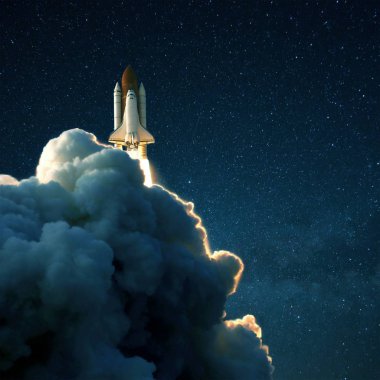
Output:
110,79,154,159
124,90,142,147
113,83,122,130
138,83,147,129
109,66,154,186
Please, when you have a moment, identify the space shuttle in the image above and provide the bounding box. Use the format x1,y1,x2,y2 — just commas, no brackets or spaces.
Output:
109,65,154,160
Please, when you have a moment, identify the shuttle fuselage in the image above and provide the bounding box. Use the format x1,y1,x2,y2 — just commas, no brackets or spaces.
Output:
109,66,154,159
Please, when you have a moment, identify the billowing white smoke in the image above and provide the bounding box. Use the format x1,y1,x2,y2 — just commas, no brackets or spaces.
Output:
0,129,273,380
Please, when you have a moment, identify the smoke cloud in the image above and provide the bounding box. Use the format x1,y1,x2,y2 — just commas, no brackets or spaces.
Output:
0,129,273,379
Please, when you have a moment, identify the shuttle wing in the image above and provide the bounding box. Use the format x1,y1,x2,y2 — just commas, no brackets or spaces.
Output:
136,124,155,144
109,122,154,145
109,123,126,143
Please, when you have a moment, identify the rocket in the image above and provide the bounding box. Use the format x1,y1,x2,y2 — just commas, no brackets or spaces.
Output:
109,65,154,160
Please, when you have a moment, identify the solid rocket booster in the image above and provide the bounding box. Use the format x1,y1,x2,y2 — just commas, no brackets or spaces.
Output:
113,83,122,130
138,82,147,129
109,65,154,159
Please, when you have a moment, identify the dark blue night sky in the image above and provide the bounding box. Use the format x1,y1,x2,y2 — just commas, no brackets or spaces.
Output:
1,1,379,379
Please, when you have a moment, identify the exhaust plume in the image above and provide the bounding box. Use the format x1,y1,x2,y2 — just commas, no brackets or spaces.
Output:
0,129,273,379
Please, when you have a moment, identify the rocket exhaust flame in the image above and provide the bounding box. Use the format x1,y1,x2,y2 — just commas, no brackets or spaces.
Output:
124,147,153,187
139,158,153,187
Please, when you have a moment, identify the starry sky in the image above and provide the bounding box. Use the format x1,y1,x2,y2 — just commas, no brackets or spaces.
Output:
0,1,379,379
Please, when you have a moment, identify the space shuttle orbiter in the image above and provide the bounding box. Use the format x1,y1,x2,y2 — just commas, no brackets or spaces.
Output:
109,65,154,160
